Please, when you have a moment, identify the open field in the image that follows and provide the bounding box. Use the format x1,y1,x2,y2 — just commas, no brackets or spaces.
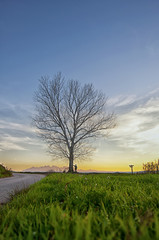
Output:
1,173,159,239
0,165,12,178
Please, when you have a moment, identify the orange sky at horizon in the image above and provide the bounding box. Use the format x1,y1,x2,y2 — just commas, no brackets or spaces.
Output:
2,153,147,173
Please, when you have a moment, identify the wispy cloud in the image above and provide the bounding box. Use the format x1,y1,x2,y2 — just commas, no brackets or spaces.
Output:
1,90,159,157
0,99,44,151
0,133,44,152
107,95,136,107
109,89,159,155
0,134,27,151
0,120,34,133
0,98,34,122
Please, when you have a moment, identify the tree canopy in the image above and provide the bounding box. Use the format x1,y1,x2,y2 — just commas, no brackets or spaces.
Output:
33,73,116,172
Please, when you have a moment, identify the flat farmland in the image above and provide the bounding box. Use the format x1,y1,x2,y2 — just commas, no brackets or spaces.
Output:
1,173,159,240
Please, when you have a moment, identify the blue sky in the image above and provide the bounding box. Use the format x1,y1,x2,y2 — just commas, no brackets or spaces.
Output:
1,0,159,171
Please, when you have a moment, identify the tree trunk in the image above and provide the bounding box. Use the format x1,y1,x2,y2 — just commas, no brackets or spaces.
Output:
68,147,74,173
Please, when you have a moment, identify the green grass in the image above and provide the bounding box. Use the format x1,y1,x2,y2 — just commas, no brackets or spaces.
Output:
1,173,159,239
0,164,12,178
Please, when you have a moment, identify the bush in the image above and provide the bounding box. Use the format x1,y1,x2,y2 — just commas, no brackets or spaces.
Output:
0,164,12,178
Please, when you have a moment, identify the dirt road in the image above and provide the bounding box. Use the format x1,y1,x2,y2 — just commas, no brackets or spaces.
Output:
0,173,45,204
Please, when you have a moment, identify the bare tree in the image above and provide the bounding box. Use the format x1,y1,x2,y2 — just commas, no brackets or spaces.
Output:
33,73,116,172
143,160,159,174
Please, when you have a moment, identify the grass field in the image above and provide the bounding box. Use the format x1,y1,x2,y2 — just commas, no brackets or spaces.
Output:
0,164,12,178
1,173,159,239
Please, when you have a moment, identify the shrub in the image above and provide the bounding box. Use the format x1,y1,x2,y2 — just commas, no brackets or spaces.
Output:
0,164,12,178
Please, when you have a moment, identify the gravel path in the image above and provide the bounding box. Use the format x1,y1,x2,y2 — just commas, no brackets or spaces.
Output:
0,173,45,204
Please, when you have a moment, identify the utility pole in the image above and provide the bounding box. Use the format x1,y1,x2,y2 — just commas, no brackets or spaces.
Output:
129,165,134,174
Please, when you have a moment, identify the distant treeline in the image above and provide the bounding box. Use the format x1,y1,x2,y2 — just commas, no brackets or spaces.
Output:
143,160,159,173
